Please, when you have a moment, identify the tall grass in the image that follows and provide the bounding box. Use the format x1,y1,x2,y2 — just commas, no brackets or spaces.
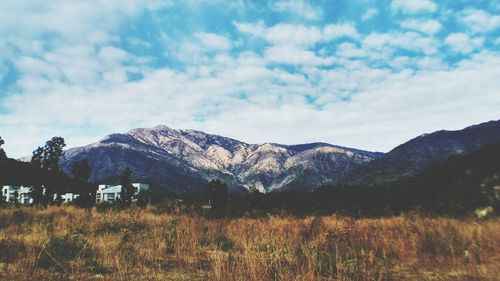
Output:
0,206,498,280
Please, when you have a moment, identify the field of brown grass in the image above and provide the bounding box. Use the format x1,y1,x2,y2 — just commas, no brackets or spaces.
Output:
0,206,499,281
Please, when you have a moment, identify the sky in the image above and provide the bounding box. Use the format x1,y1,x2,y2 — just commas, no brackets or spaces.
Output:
0,0,500,158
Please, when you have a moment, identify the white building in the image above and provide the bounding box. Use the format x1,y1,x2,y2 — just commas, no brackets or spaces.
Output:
2,185,77,205
96,183,149,203
2,185,34,204
3,182,150,204
53,193,80,203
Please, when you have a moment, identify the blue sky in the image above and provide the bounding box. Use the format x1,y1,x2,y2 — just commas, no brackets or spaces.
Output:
1,0,500,157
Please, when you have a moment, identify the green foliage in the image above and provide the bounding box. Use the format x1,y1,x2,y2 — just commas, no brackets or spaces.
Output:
95,201,115,213
120,168,135,206
135,189,152,207
71,159,95,208
0,239,26,263
29,137,66,205
71,159,92,182
119,232,137,265
164,219,178,254
204,179,228,213
38,234,91,269
0,136,6,160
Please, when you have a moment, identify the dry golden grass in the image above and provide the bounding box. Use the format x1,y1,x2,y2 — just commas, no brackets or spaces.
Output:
0,206,499,281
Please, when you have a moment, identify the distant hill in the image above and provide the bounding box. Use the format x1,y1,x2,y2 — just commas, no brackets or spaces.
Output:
403,139,500,212
340,119,500,186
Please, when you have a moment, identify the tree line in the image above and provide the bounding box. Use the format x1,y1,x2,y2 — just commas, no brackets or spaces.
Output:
0,136,140,207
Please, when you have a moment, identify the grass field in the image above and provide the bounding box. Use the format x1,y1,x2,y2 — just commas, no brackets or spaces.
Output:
0,206,499,281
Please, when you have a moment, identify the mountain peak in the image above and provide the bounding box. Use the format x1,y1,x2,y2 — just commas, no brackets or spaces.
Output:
60,125,381,193
151,124,173,131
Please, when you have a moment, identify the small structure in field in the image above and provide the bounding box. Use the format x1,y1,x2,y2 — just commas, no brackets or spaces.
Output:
96,183,149,203
53,193,80,203
2,185,34,204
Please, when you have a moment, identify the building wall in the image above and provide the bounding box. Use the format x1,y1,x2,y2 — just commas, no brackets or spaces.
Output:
3,182,149,204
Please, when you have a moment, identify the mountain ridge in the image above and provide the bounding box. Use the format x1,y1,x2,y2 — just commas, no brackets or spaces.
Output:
59,125,381,193
339,119,500,186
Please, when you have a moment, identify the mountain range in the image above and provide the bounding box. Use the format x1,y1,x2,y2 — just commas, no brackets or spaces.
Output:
60,125,381,193
340,119,500,186
53,119,500,193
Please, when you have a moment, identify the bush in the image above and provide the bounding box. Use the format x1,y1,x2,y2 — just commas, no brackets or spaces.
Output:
165,219,178,254
95,201,115,213
200,233,234,252
0,239,26,263
119,232,137,265
37,234,91,269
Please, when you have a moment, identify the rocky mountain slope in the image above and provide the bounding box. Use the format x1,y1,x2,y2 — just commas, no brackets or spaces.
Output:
60,125,382,193
341,119,500,186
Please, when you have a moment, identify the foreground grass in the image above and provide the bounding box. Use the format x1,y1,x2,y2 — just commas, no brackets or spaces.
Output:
0,206,498,281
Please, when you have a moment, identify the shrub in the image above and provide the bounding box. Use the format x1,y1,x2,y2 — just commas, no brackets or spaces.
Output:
95,201,115,213
303,216,326,240
165,219,178,254
200,233,234,252
0,239,26,263
9,209,32,225
119,232,137,265
37,234,91,269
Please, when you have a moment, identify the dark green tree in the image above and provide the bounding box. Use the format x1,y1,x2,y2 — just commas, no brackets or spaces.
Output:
29,137,66,205
0,136,6,160
71,159,95,207
44,137,66,203
30,146,45,205
204,179,229,212
120,168,135,207
71,159,92,182
0,136,6,189
135,189,152,208
10,187,20,207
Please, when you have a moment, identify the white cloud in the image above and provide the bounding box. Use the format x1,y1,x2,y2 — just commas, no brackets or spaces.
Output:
391,0,437,14
2,48,500,158
460,9,500,33
193,52,500,152
363,31,439,55
445,33,484,55
234,22,359,46
361,8,378,21
163,32,232,64
400,19,442,35
265,45,335,66
269,0,322,20
335,42,367,58
195,32,232,50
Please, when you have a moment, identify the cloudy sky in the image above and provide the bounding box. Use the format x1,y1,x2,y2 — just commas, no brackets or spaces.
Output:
1,0,499,157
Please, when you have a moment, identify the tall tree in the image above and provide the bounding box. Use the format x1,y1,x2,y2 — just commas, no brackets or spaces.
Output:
0,136,7,189
0,136,6,160
71,159,92,182
71,159,94,207
29,137,66,205
43,137,66,203
30,146,45,205
120,168,135,206
204,179,229,212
